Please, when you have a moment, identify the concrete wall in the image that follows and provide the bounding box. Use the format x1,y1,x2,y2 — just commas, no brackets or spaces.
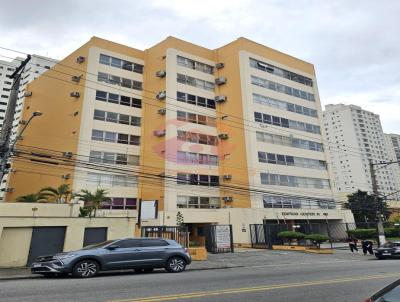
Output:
0,202,137,267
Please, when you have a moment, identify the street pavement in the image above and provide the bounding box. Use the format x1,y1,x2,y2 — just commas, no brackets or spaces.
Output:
0,249,399,302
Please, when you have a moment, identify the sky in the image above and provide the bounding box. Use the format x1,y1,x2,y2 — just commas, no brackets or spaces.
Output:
0,0,398,133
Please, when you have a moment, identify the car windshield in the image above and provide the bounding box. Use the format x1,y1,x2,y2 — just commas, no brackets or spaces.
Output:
376,284,400,302
81,240,114,250
382,242,397,248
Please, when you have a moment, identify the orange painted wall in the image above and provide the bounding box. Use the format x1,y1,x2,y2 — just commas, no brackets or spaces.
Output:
5,37,144,201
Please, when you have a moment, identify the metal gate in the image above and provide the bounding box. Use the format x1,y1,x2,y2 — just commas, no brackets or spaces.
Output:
205,224,234,254
249,224,268,249
141,226,189,248
27,227,66,265
83,227,108,247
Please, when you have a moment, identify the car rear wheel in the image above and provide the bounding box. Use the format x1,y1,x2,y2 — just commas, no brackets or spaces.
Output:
166,257,186,273
72,260,99,278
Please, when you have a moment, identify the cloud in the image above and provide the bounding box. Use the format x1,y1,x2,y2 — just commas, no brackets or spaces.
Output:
0,0,398,132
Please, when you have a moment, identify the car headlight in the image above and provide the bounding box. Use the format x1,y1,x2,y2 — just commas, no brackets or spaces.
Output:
55,254,77,260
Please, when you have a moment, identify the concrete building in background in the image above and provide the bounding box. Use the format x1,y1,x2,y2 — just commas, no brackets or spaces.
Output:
384,133,400,200
323,104,400,202
0,55,57,132
1,36,354,244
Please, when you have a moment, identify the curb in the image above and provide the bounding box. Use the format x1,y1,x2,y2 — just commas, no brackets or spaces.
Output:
0,265,244,281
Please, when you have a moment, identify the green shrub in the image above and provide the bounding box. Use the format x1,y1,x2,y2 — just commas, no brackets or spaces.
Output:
347,228,376,240
277,231,305,245
384,227,400,237
305,234,329,248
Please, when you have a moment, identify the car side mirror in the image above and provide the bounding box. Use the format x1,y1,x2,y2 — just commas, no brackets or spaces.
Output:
106,244,120,250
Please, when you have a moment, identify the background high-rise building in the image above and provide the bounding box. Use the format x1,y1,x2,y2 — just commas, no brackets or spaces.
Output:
0,36,354,243
323,104,400,201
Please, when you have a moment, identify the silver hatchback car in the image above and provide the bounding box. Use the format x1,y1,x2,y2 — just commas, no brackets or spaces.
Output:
31,238,191,278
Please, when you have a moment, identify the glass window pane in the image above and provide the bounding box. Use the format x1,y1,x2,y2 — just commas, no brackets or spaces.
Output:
94,110,105,121
122,61,133,71
129,135,140,145
120,96,131,106
117,133,129,144
119,114,130,125
131,98,141,108
91,130,103,141
96,90,107,101
131,116,141,126
108,93,119,104
111,57,122,68
99,54,110,65
105,132,117,142
106,112,118,123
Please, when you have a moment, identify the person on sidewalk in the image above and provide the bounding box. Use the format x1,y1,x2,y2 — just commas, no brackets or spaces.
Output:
348,237,359,253
361,240,374,255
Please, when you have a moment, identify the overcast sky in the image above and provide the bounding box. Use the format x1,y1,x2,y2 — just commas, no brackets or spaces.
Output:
0,0,398,133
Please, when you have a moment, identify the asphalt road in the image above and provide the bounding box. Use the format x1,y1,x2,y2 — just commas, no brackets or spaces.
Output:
1,251,399,302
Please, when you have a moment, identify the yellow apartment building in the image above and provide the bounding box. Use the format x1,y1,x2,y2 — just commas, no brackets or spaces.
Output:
1,36,354,244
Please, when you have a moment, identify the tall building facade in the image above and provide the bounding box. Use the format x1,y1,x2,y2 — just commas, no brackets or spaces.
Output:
0,55,57,131
384,133,400,200
323,104,400,201
2,37,353,243
0,55,57,197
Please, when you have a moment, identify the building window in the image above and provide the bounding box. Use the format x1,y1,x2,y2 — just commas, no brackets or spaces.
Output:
176,111,216,127
251,75,315,102
176,92,215,109
95,90,141,108
260,173,330,189
176,173,219,187
258,152,326,170
100,197,137,210
177,196,220,209
254,112,320,134
91,129,140,145
177,73,214,91
253,93,317,118
87,172,138,187
177,56,214,74
89,150,139,166
177,130,218,146
250,58,313,87
263,194,335,209
93,109,141,126
99,54,143,74
177,151,218,166
97,72,142,90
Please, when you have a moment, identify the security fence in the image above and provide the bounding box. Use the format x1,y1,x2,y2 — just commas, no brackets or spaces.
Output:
250,222,399,249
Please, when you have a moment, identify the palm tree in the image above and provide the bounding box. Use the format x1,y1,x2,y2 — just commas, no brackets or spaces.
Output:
16,193,48,203
76,189,110,217
40,184,72,203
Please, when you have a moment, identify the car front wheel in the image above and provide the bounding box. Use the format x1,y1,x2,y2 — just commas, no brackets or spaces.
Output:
166,257,186,273
72,260,99,278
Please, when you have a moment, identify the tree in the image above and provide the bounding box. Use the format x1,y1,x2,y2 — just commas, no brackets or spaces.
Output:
39,184,72,203
176,211,184,226
76,189,110,217
344,190,391,224
16,193,48,203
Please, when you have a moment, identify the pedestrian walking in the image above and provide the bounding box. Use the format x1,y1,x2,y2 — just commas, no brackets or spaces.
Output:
348,237,358,253
365,240,373,255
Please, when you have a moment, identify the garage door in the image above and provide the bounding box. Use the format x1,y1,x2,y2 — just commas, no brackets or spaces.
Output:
83,227,108,247
27,227,66,265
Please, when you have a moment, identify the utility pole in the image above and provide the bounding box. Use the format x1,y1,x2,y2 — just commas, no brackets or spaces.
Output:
0,55,31,186
369,159,386,246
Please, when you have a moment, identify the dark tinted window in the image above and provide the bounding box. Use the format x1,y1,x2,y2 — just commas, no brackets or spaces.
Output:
141,239,169,247
118,239,142,248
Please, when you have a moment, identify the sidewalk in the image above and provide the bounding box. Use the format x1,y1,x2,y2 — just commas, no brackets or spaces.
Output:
0,248,371,281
